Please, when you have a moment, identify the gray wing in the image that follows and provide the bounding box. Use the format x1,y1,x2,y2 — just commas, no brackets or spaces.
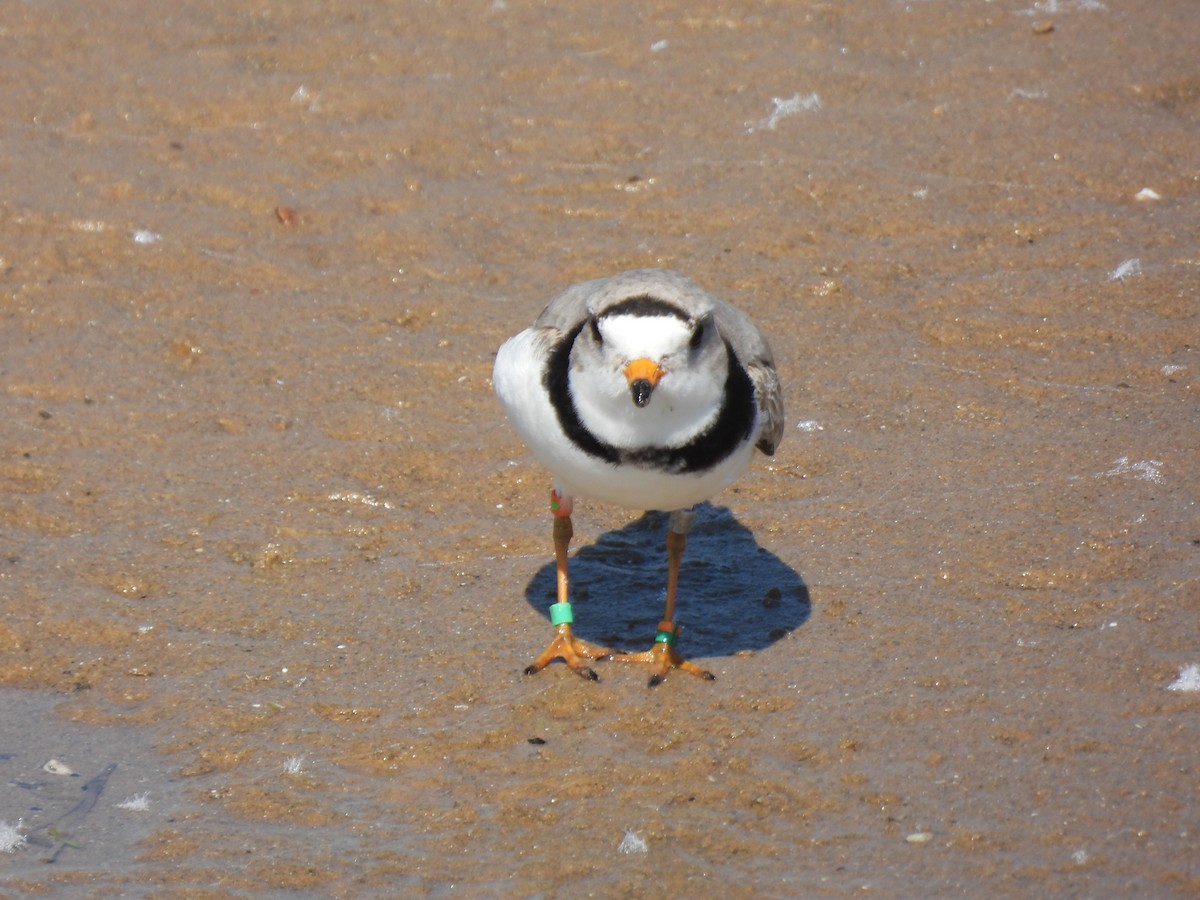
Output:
750,360,784,455
710,297,785,456
531,276,610,332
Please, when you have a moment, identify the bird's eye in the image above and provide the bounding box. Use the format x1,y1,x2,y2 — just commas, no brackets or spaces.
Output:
588,316,602,344
689,319,706,349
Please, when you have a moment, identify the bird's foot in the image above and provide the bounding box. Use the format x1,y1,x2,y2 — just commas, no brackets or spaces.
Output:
524,623,612,681
610,622,716,687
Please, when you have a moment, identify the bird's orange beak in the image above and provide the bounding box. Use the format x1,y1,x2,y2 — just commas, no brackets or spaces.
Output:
624,358,664,387
624,357,663,408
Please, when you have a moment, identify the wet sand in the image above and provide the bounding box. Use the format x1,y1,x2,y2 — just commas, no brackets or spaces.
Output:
2,0,1197,895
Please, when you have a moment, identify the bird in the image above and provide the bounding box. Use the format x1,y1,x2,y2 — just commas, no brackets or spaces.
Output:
493,268,784,686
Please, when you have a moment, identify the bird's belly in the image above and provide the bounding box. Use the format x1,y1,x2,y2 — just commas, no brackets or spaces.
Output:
540,438,753,511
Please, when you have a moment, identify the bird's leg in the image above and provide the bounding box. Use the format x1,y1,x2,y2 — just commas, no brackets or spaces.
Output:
524,489,612,681
612,508,715,687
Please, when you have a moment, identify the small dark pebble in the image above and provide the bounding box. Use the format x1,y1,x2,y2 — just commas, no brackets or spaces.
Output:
527,737,546,745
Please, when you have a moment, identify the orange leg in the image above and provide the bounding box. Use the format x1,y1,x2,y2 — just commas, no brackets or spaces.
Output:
612,510,715,687
524,490,612,680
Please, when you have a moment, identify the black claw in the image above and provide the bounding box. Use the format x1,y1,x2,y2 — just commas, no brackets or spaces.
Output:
703,671,717,681
582,667,600,682
647,674,663,688
523,665,539,676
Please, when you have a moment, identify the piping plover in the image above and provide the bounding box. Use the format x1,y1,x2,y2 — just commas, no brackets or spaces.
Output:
494,268,783,685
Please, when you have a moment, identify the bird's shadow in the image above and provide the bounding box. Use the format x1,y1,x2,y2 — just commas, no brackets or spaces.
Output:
523,503,809,658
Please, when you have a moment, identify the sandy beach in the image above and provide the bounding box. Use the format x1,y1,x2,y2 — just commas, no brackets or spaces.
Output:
1,0,1197,895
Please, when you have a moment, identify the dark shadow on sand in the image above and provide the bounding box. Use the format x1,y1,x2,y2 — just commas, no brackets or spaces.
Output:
523,503,809,659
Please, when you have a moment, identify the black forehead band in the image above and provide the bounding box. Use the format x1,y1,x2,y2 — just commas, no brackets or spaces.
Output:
599,294,692,323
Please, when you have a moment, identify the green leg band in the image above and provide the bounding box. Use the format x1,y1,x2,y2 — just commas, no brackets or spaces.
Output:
654,629,678,646
549,602,574,626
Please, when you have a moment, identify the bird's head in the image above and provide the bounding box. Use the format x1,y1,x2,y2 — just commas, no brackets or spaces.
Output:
575,296,724,412
564,293,729,452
